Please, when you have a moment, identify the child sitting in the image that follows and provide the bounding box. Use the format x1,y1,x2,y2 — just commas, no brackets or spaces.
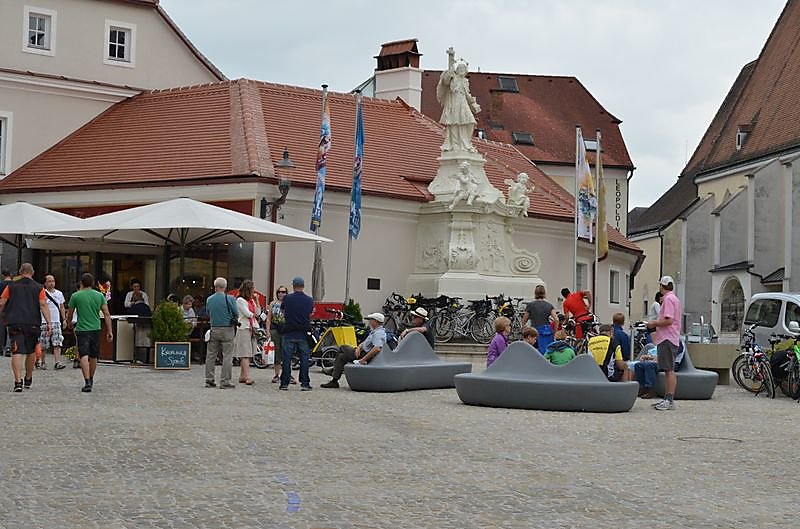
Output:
544,330,575,365
486,316,511,367
521,326,539,350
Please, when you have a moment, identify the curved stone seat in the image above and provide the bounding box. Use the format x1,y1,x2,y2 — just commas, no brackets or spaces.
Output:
454,342,639,413
344,332,472,392
655,350,718,400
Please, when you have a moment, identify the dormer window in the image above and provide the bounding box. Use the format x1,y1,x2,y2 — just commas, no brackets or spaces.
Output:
736,125,751,151
584,139,599,152
497,76,519,92
512,131,534,145
476,129,487,140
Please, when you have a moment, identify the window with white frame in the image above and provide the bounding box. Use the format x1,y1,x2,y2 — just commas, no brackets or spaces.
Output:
104,20,136,67
0,114,10,176
22,6,57,56
576,262,589,291
609,269,620,304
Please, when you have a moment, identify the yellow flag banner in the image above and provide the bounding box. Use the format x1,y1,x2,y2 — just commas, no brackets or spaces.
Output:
597,147,609,261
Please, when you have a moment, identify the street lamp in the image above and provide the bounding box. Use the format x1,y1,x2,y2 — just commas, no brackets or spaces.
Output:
260,147,293,219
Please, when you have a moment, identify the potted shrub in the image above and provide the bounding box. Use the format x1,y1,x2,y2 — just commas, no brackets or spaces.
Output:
150,301,192,368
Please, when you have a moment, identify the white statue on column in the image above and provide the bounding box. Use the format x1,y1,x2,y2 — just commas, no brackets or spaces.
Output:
504,172,534,216
449,161,479,210
437,47,481,153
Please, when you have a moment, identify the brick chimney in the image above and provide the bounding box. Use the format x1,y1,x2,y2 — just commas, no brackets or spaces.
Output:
373,38,422,110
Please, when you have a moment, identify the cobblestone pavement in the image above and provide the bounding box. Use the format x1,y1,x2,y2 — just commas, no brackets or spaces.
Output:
0,356,798,529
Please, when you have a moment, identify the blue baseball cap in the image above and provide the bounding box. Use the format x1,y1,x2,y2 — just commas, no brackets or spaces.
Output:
292,276,305,287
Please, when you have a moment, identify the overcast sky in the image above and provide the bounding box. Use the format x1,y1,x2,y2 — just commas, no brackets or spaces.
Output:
161,0,786,209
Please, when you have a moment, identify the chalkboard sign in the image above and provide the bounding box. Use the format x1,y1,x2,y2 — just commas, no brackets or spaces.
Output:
154,342,191,370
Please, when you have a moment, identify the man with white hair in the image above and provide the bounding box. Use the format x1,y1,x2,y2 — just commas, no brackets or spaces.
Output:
321,313,387,389
204,277,238,389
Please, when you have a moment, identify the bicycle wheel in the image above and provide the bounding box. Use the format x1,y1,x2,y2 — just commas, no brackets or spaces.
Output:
785,364,800,400
756,360,775,398
251,350,270,369
384,314,398,333
508,318,522,341
320,345,339,369
470,316,494,344
733,356,763,394
432,313,455,343
731,354,748,390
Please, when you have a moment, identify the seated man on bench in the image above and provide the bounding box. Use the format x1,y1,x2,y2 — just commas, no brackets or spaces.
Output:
321,313,386,389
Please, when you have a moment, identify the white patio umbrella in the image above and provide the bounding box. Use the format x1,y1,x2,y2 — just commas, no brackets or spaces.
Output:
43,198,330,292
0,202,82,265
41,198,330,246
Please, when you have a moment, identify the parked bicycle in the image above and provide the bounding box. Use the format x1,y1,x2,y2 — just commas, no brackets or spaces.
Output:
431,298,494,344
775,330,800,400
731,323,776,398
563,314,599,356
488,294,525,341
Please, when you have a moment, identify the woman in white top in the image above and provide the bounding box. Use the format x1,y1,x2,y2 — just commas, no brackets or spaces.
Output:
234,279,260,385
648,292,663,320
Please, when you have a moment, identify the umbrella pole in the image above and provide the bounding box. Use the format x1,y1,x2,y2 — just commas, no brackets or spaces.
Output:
179,245,186,298
16,235,23,270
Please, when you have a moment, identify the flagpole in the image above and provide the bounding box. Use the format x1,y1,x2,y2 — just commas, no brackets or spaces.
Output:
593,129,601,304
574,124,580,292
344,91,362,304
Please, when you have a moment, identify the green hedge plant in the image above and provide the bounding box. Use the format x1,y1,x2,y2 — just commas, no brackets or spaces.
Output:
151,301,191,342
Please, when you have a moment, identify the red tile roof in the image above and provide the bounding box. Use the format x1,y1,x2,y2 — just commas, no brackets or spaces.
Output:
0,79,639,253
683,0,800,176
421,71,634,170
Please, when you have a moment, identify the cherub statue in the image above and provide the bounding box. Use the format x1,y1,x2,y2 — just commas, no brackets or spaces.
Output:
437,47,481,153
449,161,479,210
504,172,534,216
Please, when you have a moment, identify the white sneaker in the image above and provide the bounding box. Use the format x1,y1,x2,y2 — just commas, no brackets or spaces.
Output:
651,399,665,408
654,399,675,411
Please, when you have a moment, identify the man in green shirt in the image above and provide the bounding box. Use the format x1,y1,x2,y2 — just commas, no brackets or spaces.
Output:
66,273,113,393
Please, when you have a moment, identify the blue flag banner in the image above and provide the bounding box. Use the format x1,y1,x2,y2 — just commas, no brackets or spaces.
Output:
349,95,364,239
310,93,331,232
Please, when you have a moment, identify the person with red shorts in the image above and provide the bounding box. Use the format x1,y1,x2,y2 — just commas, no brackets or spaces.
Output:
560,288,593,339
0,263,52,392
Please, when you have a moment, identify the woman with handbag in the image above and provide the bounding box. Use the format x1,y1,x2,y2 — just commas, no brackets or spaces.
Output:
233,280,260,385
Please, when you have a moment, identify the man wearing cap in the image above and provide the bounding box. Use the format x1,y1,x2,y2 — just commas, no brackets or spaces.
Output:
400,307,435,350
646,275,683,411
321,313,386,389
280,277,314,391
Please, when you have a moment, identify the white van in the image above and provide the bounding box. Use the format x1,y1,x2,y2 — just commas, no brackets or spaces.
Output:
742,292,800,346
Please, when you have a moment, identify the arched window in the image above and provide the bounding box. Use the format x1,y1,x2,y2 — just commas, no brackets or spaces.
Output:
720,278,745,332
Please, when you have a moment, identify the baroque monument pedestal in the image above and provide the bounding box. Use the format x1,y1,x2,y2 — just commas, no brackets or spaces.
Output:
408,46,543,299
407,201,544,299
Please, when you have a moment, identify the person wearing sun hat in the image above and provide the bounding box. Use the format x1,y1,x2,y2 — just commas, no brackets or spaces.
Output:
646,275,683,411
321,312,387,389
400,307,435,349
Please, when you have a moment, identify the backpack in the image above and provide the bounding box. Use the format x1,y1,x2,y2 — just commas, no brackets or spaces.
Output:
601,337,623,381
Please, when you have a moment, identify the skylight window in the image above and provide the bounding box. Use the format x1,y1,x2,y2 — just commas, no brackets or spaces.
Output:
511,132,534,145
497,76,519,92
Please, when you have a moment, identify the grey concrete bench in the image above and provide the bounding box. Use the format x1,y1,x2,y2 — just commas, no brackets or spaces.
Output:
454,342,639,413
655,350,718,400
344,332,472,392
